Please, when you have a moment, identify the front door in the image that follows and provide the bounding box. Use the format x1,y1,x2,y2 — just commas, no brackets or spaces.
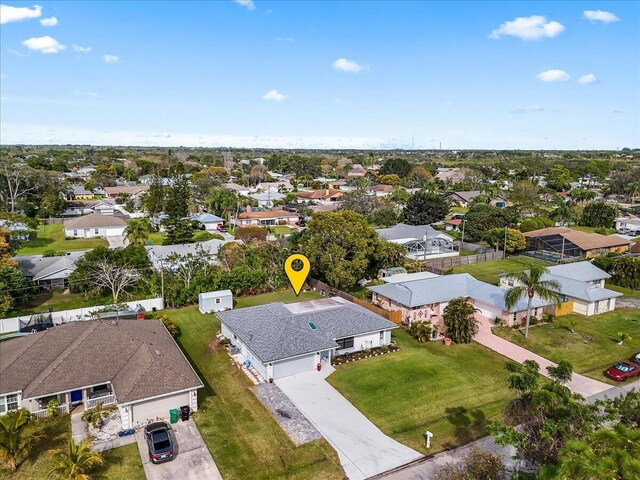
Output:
70,390,82,403
320,350,330,364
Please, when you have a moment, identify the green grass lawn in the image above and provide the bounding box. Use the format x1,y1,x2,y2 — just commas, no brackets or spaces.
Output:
570,225,617,235
328,329,514,453
165,307,344,480
234,290,322,308
608,284,640,300
16,224,107,255
493,309,640,385
146,230,222,245
448,256,551,285
271,226,295,235
1,415,143,480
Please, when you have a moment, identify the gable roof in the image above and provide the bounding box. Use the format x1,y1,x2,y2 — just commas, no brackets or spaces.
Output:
444,191,481,203
104,185,148,196
191,212,224,224
217,301,398,363
63,213,127,229
0,320,202,403
146,239,229,261
15,252,84,281
523,227,630,250
297,189,343,200
542,273,621,302
369,273,549,312
237,210,297,219
545,261,610,282
375,223,450,243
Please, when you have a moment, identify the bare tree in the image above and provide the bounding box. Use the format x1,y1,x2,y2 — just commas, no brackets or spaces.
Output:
88,259,140,303
165,246,213,289
0,160,43,212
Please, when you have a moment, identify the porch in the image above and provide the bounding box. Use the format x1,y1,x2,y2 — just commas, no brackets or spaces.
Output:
30,383,117,418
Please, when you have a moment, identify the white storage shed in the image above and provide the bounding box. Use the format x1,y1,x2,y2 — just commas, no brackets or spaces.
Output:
198,290,233,314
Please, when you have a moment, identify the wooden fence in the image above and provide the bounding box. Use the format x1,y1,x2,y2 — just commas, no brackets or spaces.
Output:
309,278,403,324
554,300,574,317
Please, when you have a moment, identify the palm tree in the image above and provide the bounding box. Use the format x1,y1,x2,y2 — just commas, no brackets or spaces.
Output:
48,438,104,480
504,264,561,338
123,218,151,245
0,409,43,471
81,403,116,429
408,321,433,343
442,297,479,343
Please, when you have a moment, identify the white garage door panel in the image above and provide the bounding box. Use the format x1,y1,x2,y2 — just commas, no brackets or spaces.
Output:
273,354,315,379
475,301,502,319
132,392,189,424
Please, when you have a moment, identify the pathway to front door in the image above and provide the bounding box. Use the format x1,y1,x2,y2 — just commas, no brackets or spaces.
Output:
276,366,422,480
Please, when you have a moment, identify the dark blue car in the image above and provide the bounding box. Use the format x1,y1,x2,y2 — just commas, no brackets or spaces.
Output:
144,422,175,464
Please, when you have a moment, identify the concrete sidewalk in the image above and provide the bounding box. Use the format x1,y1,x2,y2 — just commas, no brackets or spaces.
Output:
276,367,422,480
474,321,611,397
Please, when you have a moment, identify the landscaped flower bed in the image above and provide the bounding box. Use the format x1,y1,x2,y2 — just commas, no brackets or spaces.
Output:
331,342,399,365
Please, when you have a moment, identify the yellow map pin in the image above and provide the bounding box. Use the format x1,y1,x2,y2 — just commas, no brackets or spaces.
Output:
284,254,311,296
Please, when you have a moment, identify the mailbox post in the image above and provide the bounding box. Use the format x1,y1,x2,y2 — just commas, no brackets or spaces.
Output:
424,431,433,449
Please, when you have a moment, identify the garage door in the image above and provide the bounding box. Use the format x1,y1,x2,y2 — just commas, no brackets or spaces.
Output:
132,392,189,424
474,301,502,319
273,354,315,379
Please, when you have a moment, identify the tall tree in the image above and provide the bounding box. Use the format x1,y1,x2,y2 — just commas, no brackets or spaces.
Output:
379,158,412,177
403,191,449,225
163,164,193,244
0,160,44,212
143,174,165,217
581,202,618,228
39,187,66,218
504,264,561,338
47,438,105,480
0,409,44,471
442,297,479,343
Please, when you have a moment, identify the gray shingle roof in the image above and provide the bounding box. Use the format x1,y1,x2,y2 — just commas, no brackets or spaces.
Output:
0,320,202,403
15,253,84,281
217,302,398,363
63,213,127,229
375,223,448,242
369,273,549,312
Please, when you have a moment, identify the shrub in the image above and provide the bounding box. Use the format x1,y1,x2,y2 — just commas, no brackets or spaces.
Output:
160,315,180,337
47,398,60,417
234,226,268,243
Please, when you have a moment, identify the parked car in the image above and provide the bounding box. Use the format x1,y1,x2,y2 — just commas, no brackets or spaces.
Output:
604,361,640,382
216,223,227,232
144,422,175,463
633,352,640,364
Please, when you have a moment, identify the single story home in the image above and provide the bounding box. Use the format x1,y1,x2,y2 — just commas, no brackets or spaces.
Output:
435,167,464,182
500,261,622,317
524,227,630,259
69,185,95,200
376,223,459,260
146,239,230,270
443,190,481,207
217,298,398,380
198,290,233,314
249,191,286,207
234,208,299,227
615,216,640,235
223,182,251,196
0,320,203,429
369,273,550,329
191,212,224,231
347,164,367,178
257,181,293,192
92,201,115,216
0,219,29,241
296,189,343,204
15,252,84,289
63,213,127,238
104,185,148,199
444,219,462,231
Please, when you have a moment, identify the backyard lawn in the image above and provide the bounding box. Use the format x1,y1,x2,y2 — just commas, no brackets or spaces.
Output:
16,224,107,255
234,290,322,308
165,307,344,480
1,415,143,480
328,329,514,454
146,230,222,245
448,256,550,285
608,284,640,300
570,225,617,235
493,309,640,385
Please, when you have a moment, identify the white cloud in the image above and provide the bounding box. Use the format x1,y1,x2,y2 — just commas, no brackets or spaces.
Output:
276,37,294,42
72,45,91,53
40,16,57,26
332,58,366,73
578,73,597,85
234,0,255,10
103,54,119,63
262,89,287,102
510,105,544,114
536,69,570,82
22,36,66,54
489,15,565,40
0,4,42,24
583,10,619,23
72,90,99,98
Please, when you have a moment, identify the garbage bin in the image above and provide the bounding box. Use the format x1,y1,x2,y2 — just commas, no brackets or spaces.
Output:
180,405,190,421
169,408,179,424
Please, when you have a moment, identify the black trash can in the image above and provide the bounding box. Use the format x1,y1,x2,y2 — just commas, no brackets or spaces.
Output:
180,405,190,421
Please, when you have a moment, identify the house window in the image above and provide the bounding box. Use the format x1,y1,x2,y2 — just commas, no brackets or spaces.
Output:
513,313,517,322
95,228,99,234
379,331,384,341
215,298,221,304
0,394,19,414
73,230,78,236
335,337,354,350
507,280,514,287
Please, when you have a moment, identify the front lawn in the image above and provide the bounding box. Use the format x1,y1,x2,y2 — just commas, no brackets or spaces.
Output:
608,284,640,300
16,224,107,255
328,329,514,454
1,415,144,480
165,307,344,480
493,309,640,385
146,230,223,245
271,225,295,235
448,256,551,285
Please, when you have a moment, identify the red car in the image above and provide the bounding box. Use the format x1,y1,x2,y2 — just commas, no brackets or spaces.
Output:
604,361,640,382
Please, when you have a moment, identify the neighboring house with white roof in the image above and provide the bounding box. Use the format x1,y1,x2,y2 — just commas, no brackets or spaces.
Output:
92,201,116,216
249,191,286,207
615,216,640,235
223,182,252,196
63,213,127,238
217,297,398,380
146,239,230,270
443,190,481,207
15,252,84,289
376,223,459,260
0,219,29,241
500,261,622,317
369,273,551,328
191,213,224,231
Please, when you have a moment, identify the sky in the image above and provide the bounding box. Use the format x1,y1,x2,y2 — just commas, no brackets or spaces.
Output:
1,1,638,150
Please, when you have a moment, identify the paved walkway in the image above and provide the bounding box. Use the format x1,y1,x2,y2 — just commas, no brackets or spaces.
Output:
71,412,87,443
474,318,611,397
276,366,422,480
136,419,222,480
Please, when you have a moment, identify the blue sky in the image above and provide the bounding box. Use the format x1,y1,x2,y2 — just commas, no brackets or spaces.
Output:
1,1,638,149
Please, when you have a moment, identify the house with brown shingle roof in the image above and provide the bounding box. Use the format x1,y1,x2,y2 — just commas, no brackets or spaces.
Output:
524,227,630,259
63,213,127,238
104,185,148,198
0,320,202,428
296,189,343,204
234,207,299,227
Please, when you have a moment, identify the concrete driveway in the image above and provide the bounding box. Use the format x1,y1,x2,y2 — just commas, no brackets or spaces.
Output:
106,235,127,249
136,419,222,480
276,367,422,480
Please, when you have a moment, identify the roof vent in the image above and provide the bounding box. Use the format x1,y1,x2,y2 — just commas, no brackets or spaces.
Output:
155,349,162,356
111,320,118,326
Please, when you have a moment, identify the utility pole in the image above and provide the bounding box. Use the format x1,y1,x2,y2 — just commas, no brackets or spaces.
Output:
503,226,508,258
160,261,165,307
461,219,466,246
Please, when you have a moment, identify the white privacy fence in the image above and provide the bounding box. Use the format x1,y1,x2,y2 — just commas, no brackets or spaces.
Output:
0,297,165,334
